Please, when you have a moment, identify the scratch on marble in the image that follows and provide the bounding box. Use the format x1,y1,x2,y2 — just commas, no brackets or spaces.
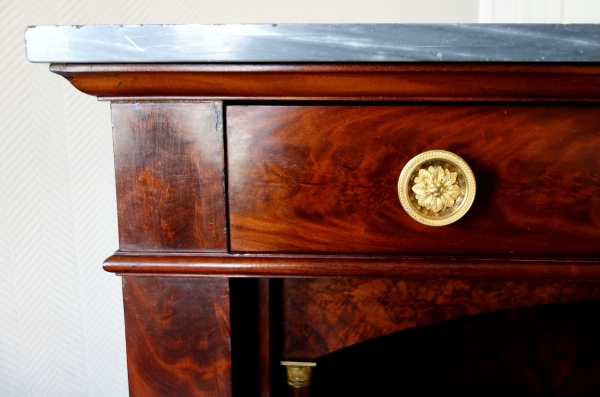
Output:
124,35,147,51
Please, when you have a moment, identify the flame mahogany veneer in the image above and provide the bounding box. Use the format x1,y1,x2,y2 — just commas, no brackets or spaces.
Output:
123,276,232,396
227,105,600,254
50,62,600,396
281,278,600,358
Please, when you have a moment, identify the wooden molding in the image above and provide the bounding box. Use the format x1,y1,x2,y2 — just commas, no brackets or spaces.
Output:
51,63,600,101
104,253,600,280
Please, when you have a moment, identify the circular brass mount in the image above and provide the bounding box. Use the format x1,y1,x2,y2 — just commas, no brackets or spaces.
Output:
398,150,476,226
281,361,316,388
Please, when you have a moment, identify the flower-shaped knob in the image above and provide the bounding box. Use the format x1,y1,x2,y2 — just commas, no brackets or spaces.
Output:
397,150,476,226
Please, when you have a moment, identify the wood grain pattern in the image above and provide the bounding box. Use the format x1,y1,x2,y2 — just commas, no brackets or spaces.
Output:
112,102,227,251
104,253,600,279
313,300,600,394
50,64,600,101
280,278,600,358
228,105,600,255
123,276,232,396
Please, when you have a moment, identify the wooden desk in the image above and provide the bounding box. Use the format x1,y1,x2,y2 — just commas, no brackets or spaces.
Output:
27,24,600,396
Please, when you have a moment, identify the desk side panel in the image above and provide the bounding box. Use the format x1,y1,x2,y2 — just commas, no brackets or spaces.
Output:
112,102,227,251
123,276,232,396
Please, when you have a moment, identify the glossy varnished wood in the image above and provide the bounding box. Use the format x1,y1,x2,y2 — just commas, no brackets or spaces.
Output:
228,105,600,254
123,276,232,396
112,102,227,251
103,253,600,279
38,33,600,397
280,278,600,358
51,64,600,101
314,300,600,394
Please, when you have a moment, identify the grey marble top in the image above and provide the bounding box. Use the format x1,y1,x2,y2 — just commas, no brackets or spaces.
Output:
25,24,600,63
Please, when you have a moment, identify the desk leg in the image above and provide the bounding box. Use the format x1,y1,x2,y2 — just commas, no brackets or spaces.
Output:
123,276,232,397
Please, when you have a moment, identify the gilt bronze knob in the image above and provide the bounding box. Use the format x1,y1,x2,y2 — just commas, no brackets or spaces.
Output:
398,150,476,226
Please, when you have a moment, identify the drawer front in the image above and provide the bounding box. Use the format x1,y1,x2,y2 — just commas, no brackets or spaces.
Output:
227,105,600,254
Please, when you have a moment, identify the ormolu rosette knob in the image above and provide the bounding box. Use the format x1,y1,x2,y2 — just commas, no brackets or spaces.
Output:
398,150,476,226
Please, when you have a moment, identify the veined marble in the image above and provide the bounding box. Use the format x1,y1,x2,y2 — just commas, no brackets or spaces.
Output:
25,24,600,63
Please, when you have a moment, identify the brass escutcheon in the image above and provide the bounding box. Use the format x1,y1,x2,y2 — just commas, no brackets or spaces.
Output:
398,150,476,226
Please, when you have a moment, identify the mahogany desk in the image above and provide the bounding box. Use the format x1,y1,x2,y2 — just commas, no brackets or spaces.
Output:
26,24,600,396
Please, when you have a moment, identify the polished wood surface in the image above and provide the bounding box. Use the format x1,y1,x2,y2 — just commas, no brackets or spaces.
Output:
228,105,600,255
112,102,227,251
123,276,232,396
54,58,600,395
50,64,600,101
280,278,600,358
104,253,600,279
313,300,600,395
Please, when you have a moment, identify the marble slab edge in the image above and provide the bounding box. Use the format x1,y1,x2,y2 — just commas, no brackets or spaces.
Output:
25,24,600,63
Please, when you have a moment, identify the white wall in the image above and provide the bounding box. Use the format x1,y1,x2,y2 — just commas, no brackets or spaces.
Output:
1,1,599,396
479,0,600,23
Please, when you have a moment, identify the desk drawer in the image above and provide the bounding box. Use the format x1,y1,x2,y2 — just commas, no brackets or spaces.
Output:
227,105,600,254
